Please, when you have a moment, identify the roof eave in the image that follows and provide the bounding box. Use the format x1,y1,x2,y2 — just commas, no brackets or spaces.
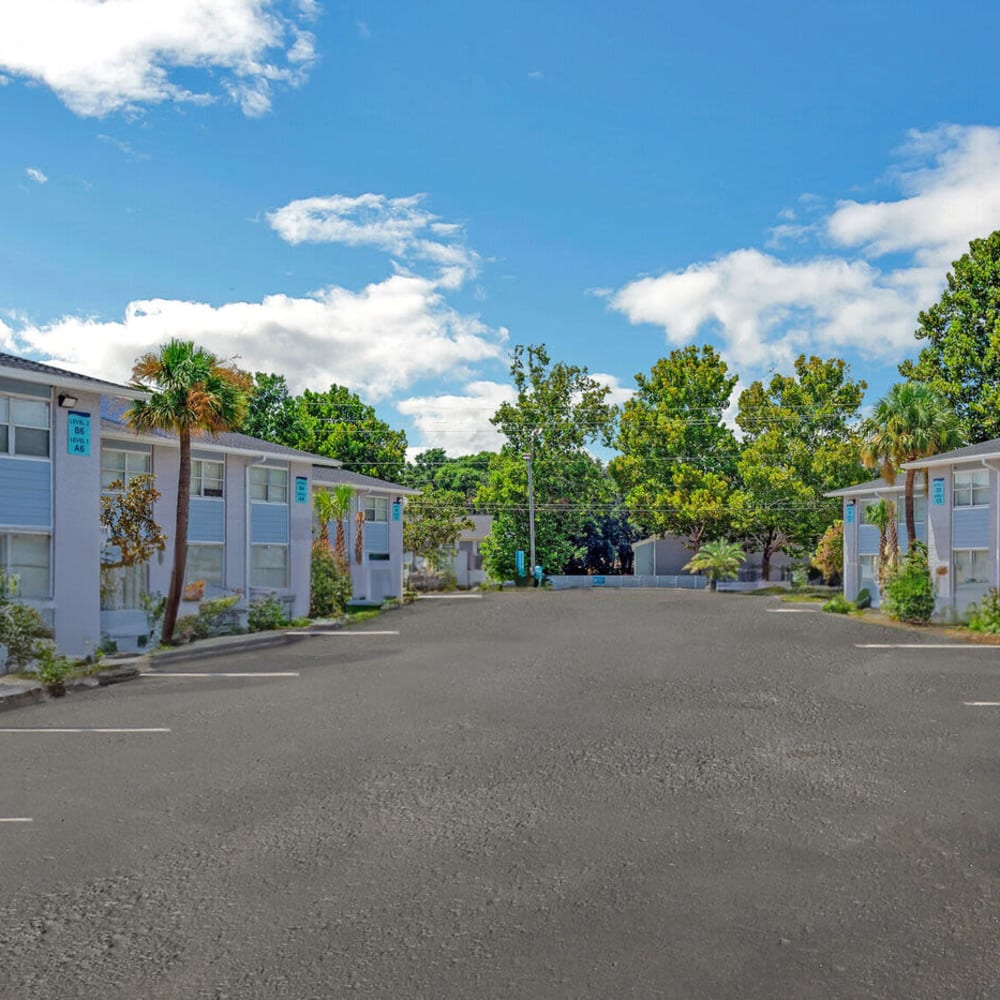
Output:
0,365,147,400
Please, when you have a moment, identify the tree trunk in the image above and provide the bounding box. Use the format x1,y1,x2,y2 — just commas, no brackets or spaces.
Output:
904,468,917,546
162,427,192,644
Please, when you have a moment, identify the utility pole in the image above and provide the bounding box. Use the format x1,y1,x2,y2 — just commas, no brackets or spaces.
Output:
524,451,536,577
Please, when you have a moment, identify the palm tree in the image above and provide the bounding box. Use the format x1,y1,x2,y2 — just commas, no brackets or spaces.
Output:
330,484,354,568
861,383,962,546
127,340,251,643
864,498,897,592
682,538,745,591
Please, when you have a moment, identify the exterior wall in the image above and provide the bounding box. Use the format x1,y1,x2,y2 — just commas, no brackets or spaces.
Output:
53,391,102,656
288,460,313,619
633,537,693,576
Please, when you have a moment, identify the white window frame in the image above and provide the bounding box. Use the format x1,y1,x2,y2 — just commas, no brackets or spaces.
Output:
365,495,389,522
185,543,224,588
0,531,52,599
250,543,289,589
0,394,51,460
250,465,288,504
101,445,152,492
953,469,990,508
191,457,225,499
954,548,990,587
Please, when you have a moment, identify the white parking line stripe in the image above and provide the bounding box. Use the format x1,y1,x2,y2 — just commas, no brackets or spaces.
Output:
291,630,400,636
766,607,819,613
418,594,482,599
964,701,1000,707
0,817,32,823
145,672,299,678
0,727,170,734
856,643,996,649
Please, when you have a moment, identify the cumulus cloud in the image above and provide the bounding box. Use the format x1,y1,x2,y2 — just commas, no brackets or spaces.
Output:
397,381,514,456
267,193,479,282
611,124,1000,376
0,0,317,117
5,273,507,402
24,167,47,184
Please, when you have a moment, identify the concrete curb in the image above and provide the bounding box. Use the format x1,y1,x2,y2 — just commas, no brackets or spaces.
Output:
151,629,301,666
0,682,44,712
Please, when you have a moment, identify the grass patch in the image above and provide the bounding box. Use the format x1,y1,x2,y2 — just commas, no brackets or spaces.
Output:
345,606,383,625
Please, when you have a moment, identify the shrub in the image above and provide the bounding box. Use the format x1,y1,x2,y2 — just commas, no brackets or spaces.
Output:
823,594,854,614
248,595,289,632
310,542,352,618
33,643,75,689
854,587,872,610
173,595,242,643
968,588,1000,634
0,599,51,667
812,520,844,584
883,541,935,623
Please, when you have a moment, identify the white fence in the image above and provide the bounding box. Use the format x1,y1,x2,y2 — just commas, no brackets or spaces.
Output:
548,574,707,591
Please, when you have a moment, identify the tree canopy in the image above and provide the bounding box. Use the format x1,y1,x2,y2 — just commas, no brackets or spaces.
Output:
900,229,1000,443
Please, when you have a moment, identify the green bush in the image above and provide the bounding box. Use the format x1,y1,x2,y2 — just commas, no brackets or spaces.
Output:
174,595,242,643
248,595,290,632
310,543,352,618
883,541,935,623
823,594,854,614
968,588,1000,634
854,587,872,610
0,600,51,667
33,643,75,688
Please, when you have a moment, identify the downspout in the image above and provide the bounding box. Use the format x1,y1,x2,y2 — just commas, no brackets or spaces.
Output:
981,459,1000,591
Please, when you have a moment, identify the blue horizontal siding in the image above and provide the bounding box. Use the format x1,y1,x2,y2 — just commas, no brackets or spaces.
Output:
364,522,389,553
953,506,990,549
251,502,288,544
858,525,880,555
0,458,49,527
188,498,225,543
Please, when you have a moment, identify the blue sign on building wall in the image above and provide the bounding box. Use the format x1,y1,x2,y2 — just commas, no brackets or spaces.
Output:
845,500,855,524
516,549,526,576
392,501,401,522
295,476,308,503
932,477,946,505
67,411,90,456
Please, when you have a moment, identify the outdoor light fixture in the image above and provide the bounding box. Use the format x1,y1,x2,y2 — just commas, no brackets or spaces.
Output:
57,394,78,409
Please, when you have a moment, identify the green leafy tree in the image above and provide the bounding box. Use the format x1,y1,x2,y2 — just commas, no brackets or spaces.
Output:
735,355,866,579
860,382,963,545
99,474,167,569
288,386,407,481
682,539,745,591
127,340,251,644
883,540,935,623
403,487,475,574
239,372,305,443
812,520,844,584
431,451,495,500
901,230,1000,443
611,345,740,548
479,345,617,580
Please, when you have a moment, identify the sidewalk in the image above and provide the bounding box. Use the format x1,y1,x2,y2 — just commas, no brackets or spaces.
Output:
0,619,349,712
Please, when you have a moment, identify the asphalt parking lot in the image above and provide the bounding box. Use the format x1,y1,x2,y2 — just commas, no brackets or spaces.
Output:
1,589,999,999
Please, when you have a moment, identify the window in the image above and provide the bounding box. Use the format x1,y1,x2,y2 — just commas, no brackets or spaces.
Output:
185,544,224,587
191,458,224,498
954,549,989,587
0,533,50,598
250,544,288,588
102,447,151,490
368,552,390,561
859,553,878,585
954,469,989,508
250,466,288,503
365,495,388,522
0,396,50,457
897,495,927,524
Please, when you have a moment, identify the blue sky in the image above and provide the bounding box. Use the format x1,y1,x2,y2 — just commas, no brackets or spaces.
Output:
3,1,1000,458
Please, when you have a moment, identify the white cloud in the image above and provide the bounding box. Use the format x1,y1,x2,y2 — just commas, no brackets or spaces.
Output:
611,124,1000,378
397,381,514,456
24,167,47,184
0,0,317,117
590,373,633,407
267,193,479,282
6,273,507,402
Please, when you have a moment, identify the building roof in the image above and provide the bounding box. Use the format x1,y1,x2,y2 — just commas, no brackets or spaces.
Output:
312,464,417,495
825,473,913,498
903,438,1000,469
0,352,146,399
101,397,343,467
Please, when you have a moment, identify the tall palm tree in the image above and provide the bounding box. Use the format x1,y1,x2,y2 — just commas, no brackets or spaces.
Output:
127,340,251,643
330,484,354,568
861,383,963,546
